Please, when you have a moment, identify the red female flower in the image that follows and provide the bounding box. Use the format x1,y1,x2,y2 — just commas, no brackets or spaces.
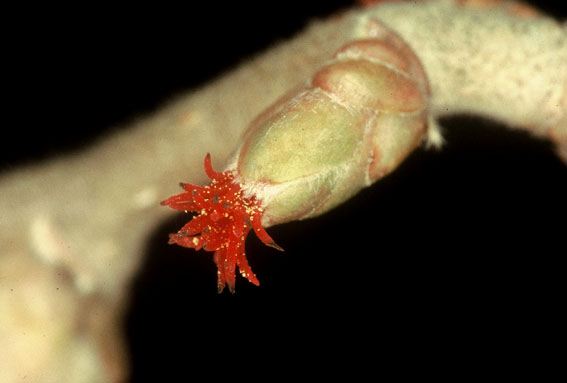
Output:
160,153,283,293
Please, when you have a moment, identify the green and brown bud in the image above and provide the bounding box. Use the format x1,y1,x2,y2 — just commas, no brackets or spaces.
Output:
228,27,434,227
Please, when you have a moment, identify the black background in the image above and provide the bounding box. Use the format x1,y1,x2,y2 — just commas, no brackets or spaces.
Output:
2,1,566,380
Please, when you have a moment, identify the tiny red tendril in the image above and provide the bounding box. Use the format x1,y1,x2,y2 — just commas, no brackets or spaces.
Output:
160,153,283,293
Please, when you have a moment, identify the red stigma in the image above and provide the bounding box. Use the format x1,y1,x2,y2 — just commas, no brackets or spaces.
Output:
160,153,283,293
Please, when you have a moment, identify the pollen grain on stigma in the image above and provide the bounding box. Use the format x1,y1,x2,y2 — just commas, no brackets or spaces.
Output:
160,153,283,293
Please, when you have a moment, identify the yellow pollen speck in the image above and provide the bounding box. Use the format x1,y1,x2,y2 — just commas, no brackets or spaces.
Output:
201,209,206,215
224,213,229,217
184,210,188,213
192,237,199,246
